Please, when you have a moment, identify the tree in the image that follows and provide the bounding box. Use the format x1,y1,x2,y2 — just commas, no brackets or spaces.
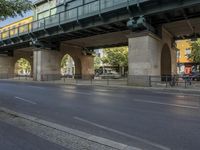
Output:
189,39,200,72
102,47,128,67
0,0,32,20
61,54,69,69
94,55,101,70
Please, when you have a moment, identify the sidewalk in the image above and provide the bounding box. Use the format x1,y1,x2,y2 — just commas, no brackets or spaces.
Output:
0,107,140,150
0,115,67,150
0,78,200,94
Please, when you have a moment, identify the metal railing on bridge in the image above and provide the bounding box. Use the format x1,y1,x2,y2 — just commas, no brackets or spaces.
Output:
0,0,140,41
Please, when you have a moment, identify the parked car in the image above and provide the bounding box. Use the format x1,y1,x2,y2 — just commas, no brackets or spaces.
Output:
99,70,121,79
62,74,73,78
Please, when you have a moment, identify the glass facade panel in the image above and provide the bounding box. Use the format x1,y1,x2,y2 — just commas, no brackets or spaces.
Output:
45,14,59,26
67,1,83,9
51,8,57,15
38,11,50,20
78,1,99,16
113,0,127,5
51,5,65,15
66,9,77,19
101,0,114,9
84,0,95,3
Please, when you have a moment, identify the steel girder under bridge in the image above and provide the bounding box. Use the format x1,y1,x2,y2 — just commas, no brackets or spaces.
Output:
1,0,200,55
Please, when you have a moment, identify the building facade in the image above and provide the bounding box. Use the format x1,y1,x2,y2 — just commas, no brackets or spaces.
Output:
176,40,196,74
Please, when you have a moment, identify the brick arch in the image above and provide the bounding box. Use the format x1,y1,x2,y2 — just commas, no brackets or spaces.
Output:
60,53,82,77
60,43,94,79
14,58,32,75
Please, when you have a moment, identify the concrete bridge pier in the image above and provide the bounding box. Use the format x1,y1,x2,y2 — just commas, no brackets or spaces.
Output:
128,29,177,86
33,50,60,81
80,55,94,79
0,56,14,78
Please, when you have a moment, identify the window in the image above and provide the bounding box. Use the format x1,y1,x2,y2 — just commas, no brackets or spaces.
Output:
177,50,180,59
51,8,57,15
185,48,191,55
56,0,64,5
67,1,83,9
185,48,191,58
10,25,17,36
51,5,65,15
38,11,50,20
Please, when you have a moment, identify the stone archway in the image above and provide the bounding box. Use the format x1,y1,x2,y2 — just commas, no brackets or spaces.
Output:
161,44,172,77
60,52,83,78
60,44,94,79
14,51,33,77
14,58,32,76
60,54,75,77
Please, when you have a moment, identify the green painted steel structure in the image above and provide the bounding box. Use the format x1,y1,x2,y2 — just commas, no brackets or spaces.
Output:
1,0,200,54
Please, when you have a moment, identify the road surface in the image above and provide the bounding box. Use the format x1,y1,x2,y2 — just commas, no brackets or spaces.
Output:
0,80,200,150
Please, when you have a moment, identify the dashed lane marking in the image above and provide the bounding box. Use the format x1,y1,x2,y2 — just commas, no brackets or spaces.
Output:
132,99,199,109
15,97,36,105
74,116,171,150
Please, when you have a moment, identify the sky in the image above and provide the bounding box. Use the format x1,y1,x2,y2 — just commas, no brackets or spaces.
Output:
0,0,36,27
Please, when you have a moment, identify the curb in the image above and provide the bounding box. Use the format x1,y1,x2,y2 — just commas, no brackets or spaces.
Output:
0,107,141,150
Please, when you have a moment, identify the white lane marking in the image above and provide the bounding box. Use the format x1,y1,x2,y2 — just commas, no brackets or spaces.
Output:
133,99,199,109
94,89,112,92
27,85,45,90
176,95,185,98
64,90,119,97
74,117,170,150
153,91,200,97
15,97,36,105
64,90,92,96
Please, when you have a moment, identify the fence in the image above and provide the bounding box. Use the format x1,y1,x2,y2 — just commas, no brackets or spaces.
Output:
128,75,200,89
0,74,199,89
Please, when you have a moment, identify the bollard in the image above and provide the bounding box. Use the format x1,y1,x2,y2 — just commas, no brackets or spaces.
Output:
148,76,152,87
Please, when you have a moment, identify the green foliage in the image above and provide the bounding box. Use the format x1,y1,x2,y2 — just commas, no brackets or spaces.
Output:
102,47,128,66
189,39,200,72
0,0,32,20
94,55,101,69
61,54,69,69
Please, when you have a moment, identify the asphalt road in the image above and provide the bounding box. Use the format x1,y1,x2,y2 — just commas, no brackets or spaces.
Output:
0,80,200,150
0,120,67,150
